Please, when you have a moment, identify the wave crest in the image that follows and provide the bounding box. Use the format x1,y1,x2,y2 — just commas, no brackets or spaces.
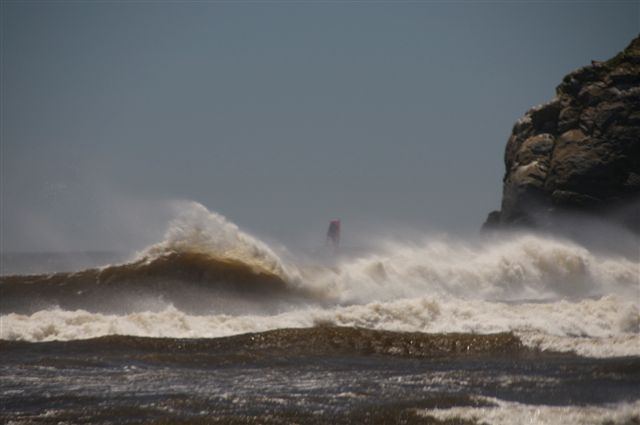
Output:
2,202,638,358
0,252,302,315
311,234,639,303
140,201,295,280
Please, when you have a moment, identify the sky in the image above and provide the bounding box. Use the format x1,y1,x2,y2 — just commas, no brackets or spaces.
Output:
1,1,638,253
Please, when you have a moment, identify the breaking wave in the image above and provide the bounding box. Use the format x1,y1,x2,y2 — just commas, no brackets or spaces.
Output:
0,203,309,315
0,252,306,315
419,396,640,425
1,202,638,358
140,201,295,280
311,233,639,304
2,295,638,358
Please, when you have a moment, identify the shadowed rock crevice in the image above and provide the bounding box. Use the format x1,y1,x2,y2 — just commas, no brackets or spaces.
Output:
485,35,640,233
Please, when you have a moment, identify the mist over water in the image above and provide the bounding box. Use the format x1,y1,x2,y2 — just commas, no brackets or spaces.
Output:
2,201,638,358
3,4,638,422
2,201,639,425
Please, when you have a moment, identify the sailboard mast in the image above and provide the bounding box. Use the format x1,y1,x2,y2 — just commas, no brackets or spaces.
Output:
326,219,340,248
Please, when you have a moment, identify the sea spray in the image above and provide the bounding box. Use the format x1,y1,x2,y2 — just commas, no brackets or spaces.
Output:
1,203,638,358
2,295,638,357
308,233,639,303
419,397,640,425
139,201,298,281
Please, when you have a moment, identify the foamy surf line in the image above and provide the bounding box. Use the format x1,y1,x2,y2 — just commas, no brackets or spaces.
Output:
419,397,640,425
2,295,638,358
2,203,639,358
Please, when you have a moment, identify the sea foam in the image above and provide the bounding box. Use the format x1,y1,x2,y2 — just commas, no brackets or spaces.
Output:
1,202,638,358
419,397,640,425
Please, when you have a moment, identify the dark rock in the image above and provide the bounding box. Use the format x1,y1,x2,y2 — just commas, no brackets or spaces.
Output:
628,111,640,125
624,172,640,190
515,133,555,166
530,99,562,133
484,35,640,233
594,101,626,131
610,67,640,85
558,106,580,133
557,65,602,97
482,210,502,231
579,107,598,133
577,82,610,106
551,190,604,209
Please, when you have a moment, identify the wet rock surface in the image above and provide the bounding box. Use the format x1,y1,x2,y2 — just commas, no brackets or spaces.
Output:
484,36,640,233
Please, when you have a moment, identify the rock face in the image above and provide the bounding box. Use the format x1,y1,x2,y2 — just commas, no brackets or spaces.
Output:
484,36,640,233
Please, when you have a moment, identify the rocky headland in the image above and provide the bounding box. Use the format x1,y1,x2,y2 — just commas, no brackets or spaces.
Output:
484,36,640,234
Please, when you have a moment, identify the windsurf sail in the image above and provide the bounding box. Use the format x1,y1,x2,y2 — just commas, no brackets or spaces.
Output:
326,220,340,247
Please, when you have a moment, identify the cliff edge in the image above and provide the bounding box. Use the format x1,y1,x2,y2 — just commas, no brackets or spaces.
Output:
484,36,640,234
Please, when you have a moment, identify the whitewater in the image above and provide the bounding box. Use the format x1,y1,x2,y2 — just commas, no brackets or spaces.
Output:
1,201,639,358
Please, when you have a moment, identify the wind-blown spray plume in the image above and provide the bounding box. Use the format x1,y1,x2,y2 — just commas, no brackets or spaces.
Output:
141,201,295,280
1,202,638,358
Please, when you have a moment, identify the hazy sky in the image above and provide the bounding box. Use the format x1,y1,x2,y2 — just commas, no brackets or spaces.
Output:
2,1,638,252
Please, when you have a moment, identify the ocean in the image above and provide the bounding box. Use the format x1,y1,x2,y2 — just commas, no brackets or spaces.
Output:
1,202,639,424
